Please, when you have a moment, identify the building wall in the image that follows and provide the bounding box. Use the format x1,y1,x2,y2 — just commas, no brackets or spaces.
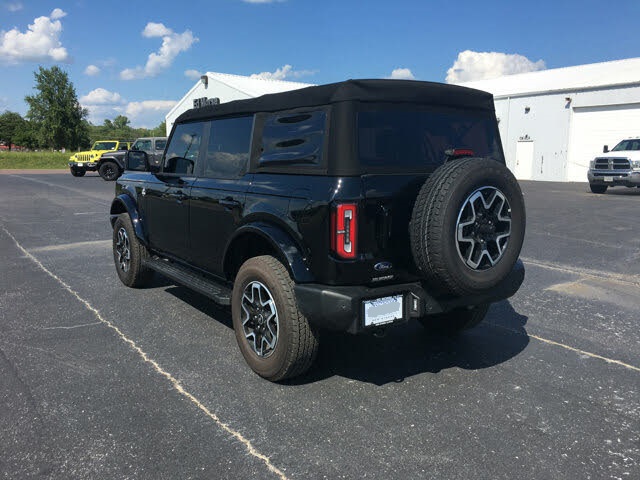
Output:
495,84,640,182
165,81,253,135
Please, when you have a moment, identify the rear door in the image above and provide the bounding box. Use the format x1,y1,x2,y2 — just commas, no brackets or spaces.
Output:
189,116,254,275
142,122,205,260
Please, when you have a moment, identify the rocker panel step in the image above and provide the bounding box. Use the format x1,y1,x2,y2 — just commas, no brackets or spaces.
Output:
144,257,232,306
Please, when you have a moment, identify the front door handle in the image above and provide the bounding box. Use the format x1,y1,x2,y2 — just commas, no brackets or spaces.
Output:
169,191,187,202
220,198,240,209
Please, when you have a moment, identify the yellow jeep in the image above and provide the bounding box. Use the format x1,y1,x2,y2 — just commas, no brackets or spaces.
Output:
68,140,131,177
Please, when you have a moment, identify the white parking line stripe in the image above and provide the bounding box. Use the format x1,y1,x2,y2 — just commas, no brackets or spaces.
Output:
29,240,111,252
2,225,288,480
528,333,640,373
521,257,640,287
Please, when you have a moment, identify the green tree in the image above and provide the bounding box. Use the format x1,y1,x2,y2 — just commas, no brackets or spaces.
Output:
113,115,130,130
0,111,26,150
24,66,89,150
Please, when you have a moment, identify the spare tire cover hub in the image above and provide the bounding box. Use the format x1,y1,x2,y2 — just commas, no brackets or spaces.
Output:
455,186,511,270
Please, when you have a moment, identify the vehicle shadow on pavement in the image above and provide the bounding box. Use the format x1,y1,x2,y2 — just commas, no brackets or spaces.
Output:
159,286,528,386
164,285,234,329
295,300,529,386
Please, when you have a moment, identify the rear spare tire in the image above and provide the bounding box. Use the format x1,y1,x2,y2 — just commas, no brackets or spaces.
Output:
410,158,525,296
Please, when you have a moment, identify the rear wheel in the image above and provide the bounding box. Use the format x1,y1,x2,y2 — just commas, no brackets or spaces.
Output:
232,256,319,381
589,184,608,194
99,161,120,181
70,167,86,177
418,303,490,334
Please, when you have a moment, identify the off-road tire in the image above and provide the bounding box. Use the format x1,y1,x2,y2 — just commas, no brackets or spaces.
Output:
418,303,490,334
70,167,86,177
232,255,319,382
410,158,525,296
99,161,120,181
589,184,608,194
112,214,153,288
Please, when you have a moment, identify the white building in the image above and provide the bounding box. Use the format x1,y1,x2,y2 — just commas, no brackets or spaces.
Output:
165,72,313,135
458,58,640,182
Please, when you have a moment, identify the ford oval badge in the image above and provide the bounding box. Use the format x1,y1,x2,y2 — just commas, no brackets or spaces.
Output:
374,261,393,272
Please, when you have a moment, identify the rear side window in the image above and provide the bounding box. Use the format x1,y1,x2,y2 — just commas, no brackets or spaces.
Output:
258,110,326,168
358,109,503,171
155,139,167,150
162,122,205,175
203,116,253,178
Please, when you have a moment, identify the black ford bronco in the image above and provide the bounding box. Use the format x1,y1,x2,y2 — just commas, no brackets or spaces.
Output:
110,79,526,381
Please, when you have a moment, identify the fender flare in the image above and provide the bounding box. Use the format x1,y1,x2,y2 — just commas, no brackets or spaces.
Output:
110,193,147,245
224,222,315,283
100,154,125,170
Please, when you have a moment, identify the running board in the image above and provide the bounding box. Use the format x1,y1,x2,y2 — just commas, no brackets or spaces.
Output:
144,257,232,306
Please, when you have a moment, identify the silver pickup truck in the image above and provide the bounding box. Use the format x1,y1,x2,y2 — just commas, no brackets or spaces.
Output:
587,138,640,193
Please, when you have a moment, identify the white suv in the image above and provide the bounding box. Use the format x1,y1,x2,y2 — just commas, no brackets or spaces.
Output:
587,138,640,193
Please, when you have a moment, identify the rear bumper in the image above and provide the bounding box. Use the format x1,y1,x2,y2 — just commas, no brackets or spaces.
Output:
295,260,525,334
588,170,640,187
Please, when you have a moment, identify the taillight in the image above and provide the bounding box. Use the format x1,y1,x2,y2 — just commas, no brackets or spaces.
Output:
331,203,357,259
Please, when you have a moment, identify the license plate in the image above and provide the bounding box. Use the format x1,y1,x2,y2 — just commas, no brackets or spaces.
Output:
77,162,84,167
604,176,613,182
364,295,403,326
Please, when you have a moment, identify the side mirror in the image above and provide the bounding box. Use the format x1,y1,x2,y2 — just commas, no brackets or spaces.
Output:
603,145,609,153
125,150,150,171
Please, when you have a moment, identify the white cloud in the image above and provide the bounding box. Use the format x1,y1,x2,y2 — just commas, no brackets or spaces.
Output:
84,64,100,76
250,64,316,80
50,8,66,20
81,91,175,127
0,9,70,64
387,68,415,80
446,50,546,83
5,2,23,12
142,22,173,38
125,100,177,128
120,23,198,80
184,69,203,80
80,88,124,105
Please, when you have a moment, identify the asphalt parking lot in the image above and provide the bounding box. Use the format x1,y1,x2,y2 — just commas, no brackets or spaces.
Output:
1,170,638,479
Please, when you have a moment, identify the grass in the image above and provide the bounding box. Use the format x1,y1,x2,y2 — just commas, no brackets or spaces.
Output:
0,151,71,169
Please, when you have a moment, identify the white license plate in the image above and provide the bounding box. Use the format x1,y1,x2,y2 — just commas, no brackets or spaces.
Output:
604,176,614,182
77,162,84,167
364,295,403,326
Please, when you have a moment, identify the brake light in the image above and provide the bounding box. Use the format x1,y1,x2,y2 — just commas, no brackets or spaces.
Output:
331,203,357,259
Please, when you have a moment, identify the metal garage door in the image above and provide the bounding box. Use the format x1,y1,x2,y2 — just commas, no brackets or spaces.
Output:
566,104,640,181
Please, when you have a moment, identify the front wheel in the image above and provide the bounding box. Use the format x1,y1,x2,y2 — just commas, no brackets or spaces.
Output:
418,303,490,334
70,167,86,177
589,184,608,194
232,256,319,382
99,161,120,181
112,214,153,288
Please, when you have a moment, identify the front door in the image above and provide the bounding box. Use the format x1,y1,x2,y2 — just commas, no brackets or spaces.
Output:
142,121,205,261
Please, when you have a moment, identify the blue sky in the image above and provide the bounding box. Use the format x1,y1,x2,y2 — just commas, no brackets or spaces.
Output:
1,0,638,128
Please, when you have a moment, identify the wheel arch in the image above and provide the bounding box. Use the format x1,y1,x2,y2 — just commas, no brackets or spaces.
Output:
223,223,314,283
110,194,147,245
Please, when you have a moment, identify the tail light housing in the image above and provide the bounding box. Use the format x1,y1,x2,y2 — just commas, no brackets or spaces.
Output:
331,203,357,259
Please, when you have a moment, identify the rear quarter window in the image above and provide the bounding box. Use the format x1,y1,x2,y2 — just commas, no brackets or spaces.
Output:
257,110,326,170
358,108,503,172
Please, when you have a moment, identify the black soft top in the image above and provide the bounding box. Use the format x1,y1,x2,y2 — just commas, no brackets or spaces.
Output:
176,79,494,123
